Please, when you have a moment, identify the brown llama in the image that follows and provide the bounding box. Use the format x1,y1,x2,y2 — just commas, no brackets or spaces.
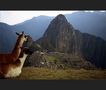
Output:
0,47,33,78
0,31,28,64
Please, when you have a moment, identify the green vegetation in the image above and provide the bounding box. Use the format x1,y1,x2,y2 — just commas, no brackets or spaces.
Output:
42,53,60,64
45,55,57,61
11,67,106,80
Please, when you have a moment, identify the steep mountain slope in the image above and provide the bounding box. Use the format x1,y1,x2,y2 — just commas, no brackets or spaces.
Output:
12,16,53,40
66,11,106,40
36,14,106,68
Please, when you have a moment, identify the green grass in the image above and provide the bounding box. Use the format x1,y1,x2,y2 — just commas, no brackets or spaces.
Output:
11,67,106,80
46,55,57,61
44,54,60,64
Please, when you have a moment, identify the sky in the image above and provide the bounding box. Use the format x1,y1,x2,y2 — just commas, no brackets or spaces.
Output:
0,10,105,25
0,11,78,25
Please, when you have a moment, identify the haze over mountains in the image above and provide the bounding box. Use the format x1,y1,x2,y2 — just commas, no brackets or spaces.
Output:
0,11,106,68
12,11,106,41
0,11,106,41
66,11,106,41
12,15,53,40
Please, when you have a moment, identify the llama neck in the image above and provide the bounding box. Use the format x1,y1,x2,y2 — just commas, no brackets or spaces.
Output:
11,46,21,60
19,53,28,68
12,38,24,53
11,37,25,59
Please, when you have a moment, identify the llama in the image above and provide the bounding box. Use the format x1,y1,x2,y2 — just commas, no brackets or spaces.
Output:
0,47,33,78
0,31,28,64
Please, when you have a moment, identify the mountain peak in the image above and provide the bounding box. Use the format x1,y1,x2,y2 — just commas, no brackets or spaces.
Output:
46,14,73,32
53,14,67,23
56,14,66,19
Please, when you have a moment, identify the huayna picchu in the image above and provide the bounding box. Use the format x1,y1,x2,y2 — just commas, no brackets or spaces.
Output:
35,14,106,69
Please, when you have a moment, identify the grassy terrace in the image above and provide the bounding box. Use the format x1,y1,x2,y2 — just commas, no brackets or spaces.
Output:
10,67,106,80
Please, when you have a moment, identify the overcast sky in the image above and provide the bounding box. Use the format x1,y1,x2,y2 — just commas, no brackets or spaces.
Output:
0,10,105,25
0,11,78,25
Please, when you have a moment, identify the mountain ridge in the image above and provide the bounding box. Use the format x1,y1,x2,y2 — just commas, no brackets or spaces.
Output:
1,11,106,40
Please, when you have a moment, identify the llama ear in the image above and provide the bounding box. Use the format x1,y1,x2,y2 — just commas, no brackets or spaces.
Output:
16,32,20,35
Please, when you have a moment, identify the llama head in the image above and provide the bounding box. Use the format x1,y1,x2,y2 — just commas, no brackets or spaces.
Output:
16,31,28,48
19,47,34,58
16,31,28,42
22,47,34,55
